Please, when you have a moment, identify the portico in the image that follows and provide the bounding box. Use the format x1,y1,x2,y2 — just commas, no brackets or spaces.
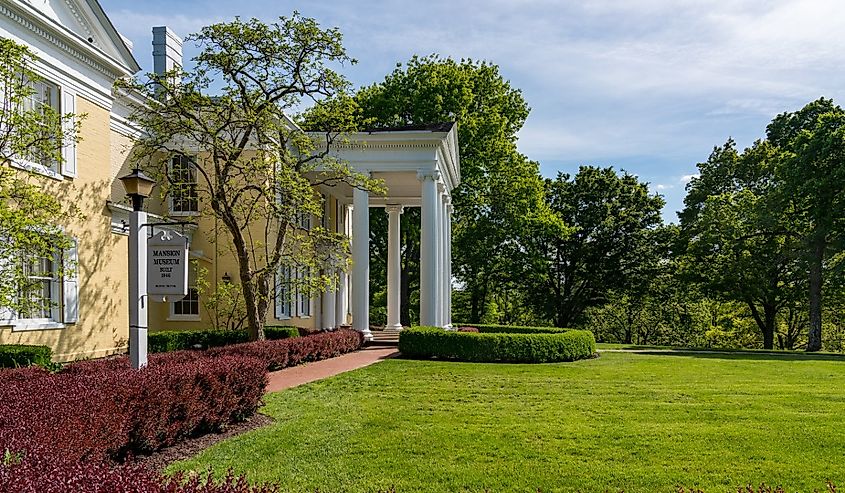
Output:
316,123,460,341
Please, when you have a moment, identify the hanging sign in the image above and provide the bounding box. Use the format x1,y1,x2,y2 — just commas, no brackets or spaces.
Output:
147,230,189,302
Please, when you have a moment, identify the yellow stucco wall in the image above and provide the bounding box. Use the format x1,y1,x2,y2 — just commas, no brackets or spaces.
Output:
0,97,130,361
1,97,332,361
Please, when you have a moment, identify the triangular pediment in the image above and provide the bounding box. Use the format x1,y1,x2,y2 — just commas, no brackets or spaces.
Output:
19,0,141,73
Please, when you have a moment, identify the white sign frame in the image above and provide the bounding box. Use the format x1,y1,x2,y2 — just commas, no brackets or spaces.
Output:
147,230,189,302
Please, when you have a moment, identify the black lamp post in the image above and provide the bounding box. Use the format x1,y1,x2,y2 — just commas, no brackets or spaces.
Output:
118,168,156,211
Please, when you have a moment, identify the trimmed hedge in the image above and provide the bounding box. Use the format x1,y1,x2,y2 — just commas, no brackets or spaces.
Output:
399,326,596,363
148,325,300,353
0,344,52,368
456,323,570,334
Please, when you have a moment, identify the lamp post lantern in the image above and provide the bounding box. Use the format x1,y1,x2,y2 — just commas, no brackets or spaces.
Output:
119,168,155,369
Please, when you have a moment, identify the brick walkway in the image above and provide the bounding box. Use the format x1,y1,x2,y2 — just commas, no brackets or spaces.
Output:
265,346,399,393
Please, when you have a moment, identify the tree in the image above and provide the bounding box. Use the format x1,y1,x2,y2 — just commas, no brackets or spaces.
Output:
767,98,845,351
524,166,664,327
679,139,804,349
0,39,80,316
344,55,547,324
119,15,379,341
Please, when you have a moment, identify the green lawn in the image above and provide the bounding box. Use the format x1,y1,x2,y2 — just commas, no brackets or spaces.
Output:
171,352,845,492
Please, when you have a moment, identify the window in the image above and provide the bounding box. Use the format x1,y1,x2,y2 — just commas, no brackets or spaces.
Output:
0,238,77,329
20,78,61,173
297,212,311,230
275,266,293,319
19,254,59,321
297,268,311,317
168,155,198,214
171,288,200,318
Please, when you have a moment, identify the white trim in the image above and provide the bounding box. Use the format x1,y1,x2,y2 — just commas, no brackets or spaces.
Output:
166,315,201,322
11,158,64,181
12,320,65,331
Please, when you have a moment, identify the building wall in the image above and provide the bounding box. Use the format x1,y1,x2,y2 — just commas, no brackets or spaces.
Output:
0,97,131,361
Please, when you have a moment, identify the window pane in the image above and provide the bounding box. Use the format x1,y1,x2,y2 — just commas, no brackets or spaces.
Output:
170,155,198,212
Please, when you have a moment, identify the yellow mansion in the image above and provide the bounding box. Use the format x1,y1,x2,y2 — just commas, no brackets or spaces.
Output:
0,0,459,361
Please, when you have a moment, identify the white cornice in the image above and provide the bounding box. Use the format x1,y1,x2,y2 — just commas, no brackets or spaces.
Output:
1,1,134,78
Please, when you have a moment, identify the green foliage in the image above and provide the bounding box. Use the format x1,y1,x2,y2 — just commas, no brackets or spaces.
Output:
398,326,595,363
311,55,550,325
522,166,664,327
0,39,81,315
679,139,804,349
768,98,845,351
117,14,381,341
148,326,299,353
457,323,570,334
194,263,247,332
264,326,301,340
0,344,52,368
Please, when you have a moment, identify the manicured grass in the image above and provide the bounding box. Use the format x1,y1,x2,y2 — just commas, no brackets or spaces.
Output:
170,352,845,492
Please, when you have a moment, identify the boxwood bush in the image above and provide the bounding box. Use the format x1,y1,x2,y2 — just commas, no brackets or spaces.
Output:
399,326,596,363
148,325,300,353
455,323,570,334
0,344,52,368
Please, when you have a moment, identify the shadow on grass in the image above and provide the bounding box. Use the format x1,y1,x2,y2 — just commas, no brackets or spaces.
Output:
629,349,845,362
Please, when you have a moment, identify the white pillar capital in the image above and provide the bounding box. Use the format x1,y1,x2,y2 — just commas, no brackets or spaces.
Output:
437,181,446,194
417,169,441,182
385,204,404,215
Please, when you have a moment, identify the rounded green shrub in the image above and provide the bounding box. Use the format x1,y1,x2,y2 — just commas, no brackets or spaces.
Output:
399,326,596,363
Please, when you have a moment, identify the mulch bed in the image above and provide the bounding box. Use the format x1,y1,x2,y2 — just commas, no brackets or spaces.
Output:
133,413,275,472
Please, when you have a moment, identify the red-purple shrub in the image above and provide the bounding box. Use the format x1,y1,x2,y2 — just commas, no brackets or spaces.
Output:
457,326,480,333
0,328,363,492
0,456,279,493
0,355,266,464
206,329,364,371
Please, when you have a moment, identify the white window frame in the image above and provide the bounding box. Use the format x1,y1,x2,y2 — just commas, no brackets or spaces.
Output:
13,250,63,331
168,287,201,321
11,77,64,181
168,154,200,216
297,268,311,318
275,265,293,319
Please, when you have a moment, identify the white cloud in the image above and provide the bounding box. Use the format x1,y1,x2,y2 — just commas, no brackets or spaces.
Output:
98,0,845,215
680,174,700,184
655,184,673,190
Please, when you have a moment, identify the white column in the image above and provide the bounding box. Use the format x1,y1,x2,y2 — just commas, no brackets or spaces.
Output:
437,182,446,327
386,204,404,332
321,277,336,329
336,204,349,326
321,198,337,329
446,201,453,327
441,195,451,328
352,187,372,341
419,170,440,327
128,209,148,369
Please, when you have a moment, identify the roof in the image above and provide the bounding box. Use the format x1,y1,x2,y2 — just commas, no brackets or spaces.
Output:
362,122,455,134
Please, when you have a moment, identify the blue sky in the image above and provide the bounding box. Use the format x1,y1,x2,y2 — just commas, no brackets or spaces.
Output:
100,0,845,222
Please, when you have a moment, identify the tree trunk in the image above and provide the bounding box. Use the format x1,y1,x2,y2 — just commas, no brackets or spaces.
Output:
807,238,825,352
748,301,777,350
241,277,266,341
469,285,481,323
